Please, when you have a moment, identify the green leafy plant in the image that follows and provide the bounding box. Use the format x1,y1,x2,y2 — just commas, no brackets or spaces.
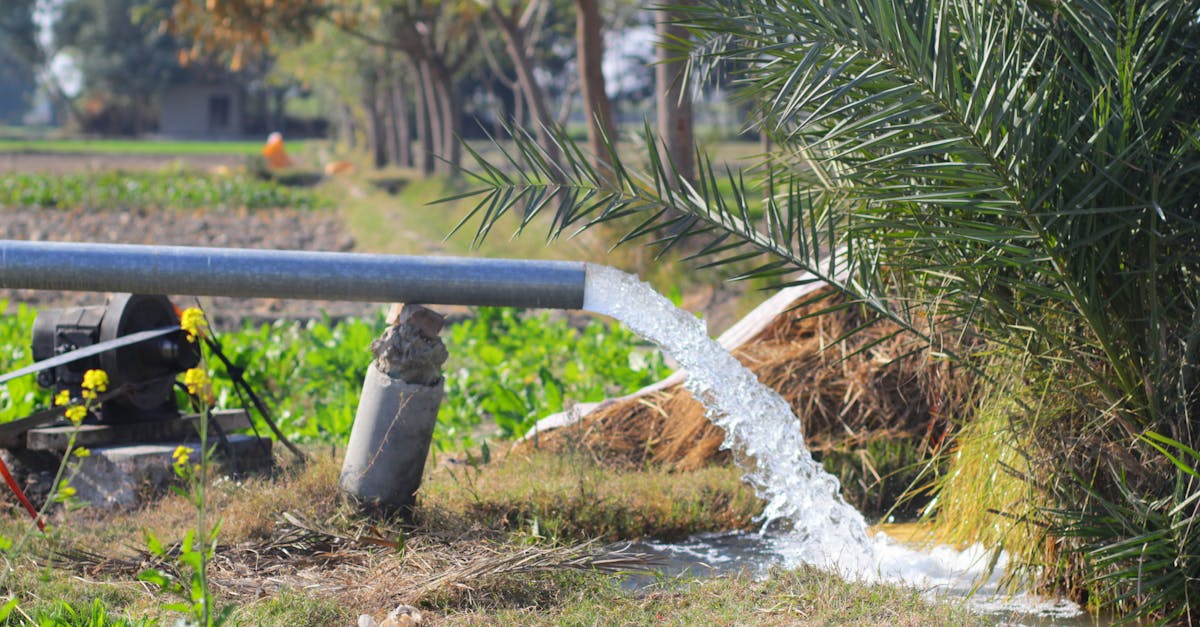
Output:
0,169,329,211
0,367,110,620
440,307,670,444
206,308,668,450
454,0,1200,618
0,302,48,420
203,314,385,443
1053,431,1200,624
138,308,229,626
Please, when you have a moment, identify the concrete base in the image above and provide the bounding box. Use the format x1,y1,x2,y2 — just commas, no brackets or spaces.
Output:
70,435,273,508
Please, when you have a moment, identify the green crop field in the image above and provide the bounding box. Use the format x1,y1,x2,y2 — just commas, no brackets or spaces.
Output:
0,138,289,156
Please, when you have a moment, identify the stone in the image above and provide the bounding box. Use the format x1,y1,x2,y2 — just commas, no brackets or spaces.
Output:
370,305,447,385
70,434,272,508
25,409,251,452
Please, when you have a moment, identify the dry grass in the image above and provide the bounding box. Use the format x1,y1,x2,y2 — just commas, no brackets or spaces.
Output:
423,448,763,542
0,446,759,622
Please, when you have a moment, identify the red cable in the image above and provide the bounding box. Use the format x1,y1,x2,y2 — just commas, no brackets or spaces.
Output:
0,455,43,532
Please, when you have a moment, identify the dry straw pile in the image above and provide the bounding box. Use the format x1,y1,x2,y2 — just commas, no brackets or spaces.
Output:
520,290,967,476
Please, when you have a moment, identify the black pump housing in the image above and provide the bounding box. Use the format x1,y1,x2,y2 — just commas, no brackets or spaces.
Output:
31,294,200,423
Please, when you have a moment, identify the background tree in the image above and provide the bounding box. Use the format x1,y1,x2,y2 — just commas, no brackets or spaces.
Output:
0,0,81,126
480,0,562,163
168,0,475,173
655,1,693,184
575,0,615,170
0,2,39,123
54,0,184,134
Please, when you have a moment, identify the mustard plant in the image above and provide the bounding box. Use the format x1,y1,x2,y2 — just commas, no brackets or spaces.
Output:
0,367,108,618
138,307,231,626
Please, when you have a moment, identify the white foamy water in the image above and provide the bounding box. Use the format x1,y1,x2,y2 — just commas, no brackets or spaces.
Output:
583,264,873,569
583,264,1082,618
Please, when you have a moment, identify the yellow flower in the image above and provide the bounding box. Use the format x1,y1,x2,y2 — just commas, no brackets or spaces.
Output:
182,365,211,396
73,447,90,458
82,369,108,394
53,390,70,406
57,485,76,499
64,404,87,425
180,308,208,343
172,445,193,463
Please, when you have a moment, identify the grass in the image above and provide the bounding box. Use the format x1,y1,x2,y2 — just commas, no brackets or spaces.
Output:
424,449,763,542
455,568,987,626
0,447,980,625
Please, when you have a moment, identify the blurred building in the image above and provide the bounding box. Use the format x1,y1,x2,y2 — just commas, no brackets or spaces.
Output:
159,82,246,138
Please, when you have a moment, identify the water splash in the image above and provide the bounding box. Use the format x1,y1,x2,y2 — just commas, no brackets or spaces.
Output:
583,264,872,570
582,264,1082,617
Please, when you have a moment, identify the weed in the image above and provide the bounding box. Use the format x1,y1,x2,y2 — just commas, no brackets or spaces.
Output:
137,308,229,625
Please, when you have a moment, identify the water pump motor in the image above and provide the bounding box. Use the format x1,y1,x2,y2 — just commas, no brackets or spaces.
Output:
30,294,200,423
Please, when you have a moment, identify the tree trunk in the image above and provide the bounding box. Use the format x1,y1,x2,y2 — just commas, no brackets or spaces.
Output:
656,4,694,185
576,0,615,171
428,58,461,174
363,70,388,169
491,5,561,165
415,58,439,175
391,77,414,168
341,104,357,150
385,80,402,165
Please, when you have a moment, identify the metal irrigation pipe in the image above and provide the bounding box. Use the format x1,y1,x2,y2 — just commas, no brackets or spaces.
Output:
0,240,588,310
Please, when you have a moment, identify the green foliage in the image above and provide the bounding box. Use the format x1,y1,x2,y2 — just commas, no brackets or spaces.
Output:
53,0,182,134
1053,432,1200,623
455,0,1200,617
440,307,669,443
206,315,382,443
205,308,668,450
0,302,669,448
0,301,45,420
0,170,330,211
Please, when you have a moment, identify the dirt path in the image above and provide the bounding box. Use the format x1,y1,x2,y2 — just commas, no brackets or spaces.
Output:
0,151,242,174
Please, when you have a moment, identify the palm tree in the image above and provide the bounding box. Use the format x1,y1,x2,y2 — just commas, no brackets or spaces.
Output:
457,1,1200,619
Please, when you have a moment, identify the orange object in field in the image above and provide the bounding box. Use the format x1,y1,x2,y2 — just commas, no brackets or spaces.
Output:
262,132,293,169
324,161,354,175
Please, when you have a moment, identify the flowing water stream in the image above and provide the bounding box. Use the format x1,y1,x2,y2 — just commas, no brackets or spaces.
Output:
581,265,1083,620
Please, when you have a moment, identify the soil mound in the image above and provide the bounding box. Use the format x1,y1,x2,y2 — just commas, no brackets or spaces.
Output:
518,290,965,477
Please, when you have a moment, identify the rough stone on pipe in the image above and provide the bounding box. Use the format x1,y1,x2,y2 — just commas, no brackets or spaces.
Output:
371,305,448,385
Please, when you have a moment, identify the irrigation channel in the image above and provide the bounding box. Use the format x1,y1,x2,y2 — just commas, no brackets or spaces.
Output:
581,264,1084,622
